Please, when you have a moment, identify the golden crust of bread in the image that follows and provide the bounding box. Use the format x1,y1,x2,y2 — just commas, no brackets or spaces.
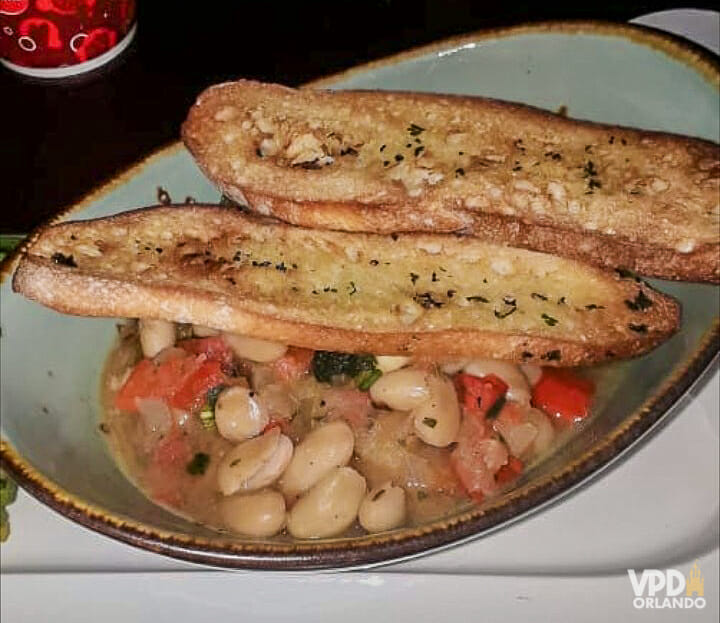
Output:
182,79,720,283
13,205,680,366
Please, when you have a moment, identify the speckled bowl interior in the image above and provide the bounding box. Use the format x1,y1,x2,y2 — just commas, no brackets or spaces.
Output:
1,21,718,570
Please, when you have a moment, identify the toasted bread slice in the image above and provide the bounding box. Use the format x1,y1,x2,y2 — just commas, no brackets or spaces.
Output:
182,80,720,283
13,205,679,366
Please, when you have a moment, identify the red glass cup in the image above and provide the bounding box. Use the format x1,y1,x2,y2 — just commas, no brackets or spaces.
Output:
0,0,136,77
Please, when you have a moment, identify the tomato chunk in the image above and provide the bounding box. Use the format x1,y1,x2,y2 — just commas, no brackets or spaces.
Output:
532,368,594,424
115,357,189,411
495,455,524,485
455,373,509,416
270,347,314,382
169,359,226,411
115,353,226,413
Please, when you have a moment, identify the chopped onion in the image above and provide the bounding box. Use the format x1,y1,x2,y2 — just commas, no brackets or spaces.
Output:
496,421,538,457
135,398,172,436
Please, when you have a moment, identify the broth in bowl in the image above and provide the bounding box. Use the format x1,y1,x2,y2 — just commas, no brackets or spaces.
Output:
101,319,613,539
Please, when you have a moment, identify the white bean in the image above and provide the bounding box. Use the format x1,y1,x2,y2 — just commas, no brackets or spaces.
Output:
223,333,287,363
249,435,293,489
217,428,293,495
193,324,220,337
139,319,175,358
287,467,366,539
215,386,268,442
412,376,460,447
462,359,531,405
374,355,411,373
279,420,354,497
369,369,430,411
520,363,543,386
221,490,286,537
358,482,406,533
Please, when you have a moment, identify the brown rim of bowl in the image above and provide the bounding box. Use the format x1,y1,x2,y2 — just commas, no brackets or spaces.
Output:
1,19,719,571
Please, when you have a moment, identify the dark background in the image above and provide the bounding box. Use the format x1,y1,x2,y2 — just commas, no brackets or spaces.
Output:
1,1,717,233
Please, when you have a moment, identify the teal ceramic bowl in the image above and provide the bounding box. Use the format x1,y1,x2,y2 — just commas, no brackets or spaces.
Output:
1,21,718,570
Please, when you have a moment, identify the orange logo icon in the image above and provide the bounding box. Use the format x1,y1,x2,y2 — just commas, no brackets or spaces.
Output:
686,561,704,597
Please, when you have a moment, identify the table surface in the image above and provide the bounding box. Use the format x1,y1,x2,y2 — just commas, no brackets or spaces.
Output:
1,1,718,233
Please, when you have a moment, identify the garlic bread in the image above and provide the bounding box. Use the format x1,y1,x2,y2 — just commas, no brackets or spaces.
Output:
182,80,720,282
13,205,680,365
